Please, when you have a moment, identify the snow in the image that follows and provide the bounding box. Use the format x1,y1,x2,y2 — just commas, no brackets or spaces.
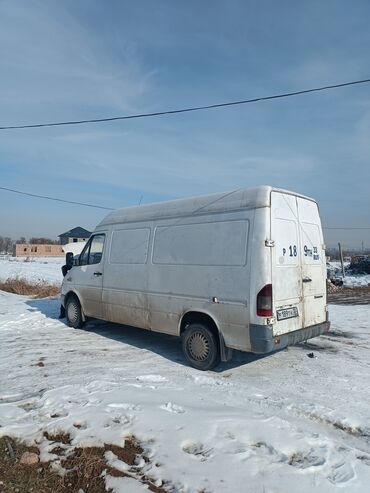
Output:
0,289,370,492
343,274,370,288
106,475,150,493
0,256,64,284
0,257,369,491
327,261,370,287
329,261,350,270
62,241,86,256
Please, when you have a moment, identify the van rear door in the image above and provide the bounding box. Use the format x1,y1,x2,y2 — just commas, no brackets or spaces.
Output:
297,197,327,327
271,191,327,336
271,192,303,336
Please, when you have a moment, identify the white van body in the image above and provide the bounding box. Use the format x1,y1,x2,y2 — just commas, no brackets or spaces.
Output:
61,186,330,368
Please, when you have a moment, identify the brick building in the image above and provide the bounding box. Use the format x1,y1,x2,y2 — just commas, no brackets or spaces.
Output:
13,226,91,257
14,244,64,257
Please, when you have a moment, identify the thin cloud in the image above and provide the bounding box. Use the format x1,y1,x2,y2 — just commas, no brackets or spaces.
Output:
0,1,154,112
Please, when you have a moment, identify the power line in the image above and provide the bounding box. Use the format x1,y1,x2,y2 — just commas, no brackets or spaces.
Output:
0,185,369,230
1,78,370,131
323,227,370,230
0,186,113,210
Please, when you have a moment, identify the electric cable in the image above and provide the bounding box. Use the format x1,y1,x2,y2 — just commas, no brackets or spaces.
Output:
1,78,370,130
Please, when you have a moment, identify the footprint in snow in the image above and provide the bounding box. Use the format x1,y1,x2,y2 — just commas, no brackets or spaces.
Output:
136,375,168,383
160,402,185,414
73,420,87,430
327,461,355,484
251,441,280,458
107,403,141,411
288,449,326,469
49,410,69,419
104,413,133,428
182,441,213,461
251,441,328,472
356,454,370,466
191,374,230,387
17,400,42,412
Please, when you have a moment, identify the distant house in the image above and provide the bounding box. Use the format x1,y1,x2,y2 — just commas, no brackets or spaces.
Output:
14,244,64,257
58,227,92,245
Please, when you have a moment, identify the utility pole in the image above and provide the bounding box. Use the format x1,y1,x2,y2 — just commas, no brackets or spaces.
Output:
338,242,345,278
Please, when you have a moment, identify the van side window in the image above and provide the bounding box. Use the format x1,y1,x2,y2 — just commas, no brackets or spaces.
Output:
110,228,150,264
79,234,105,265
79,241,90,265
88,234,105,264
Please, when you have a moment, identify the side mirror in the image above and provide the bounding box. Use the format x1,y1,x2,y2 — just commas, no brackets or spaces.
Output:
66,252,74,270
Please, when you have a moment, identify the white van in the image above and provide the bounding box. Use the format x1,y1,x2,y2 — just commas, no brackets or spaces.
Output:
61,186,330,370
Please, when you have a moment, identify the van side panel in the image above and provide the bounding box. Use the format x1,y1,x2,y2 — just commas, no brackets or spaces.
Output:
147,210,253,351
249,206,272,328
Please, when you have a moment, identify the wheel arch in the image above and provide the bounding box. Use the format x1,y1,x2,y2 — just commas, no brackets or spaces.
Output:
179,310,233,363
179,310,220,338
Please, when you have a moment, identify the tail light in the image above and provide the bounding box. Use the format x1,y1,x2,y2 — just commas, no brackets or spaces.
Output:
257,284,273,317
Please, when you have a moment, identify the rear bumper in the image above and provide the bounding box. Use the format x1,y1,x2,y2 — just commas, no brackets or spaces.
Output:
250,320,330,354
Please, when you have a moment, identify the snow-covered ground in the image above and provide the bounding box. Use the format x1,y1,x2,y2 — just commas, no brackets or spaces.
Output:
0,256,64,284
343,274,370,288
1,256,370,491
1,291,370,492
328,261,350,271
327,261,370,288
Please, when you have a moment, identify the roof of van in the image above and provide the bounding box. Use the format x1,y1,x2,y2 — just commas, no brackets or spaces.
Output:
96,186,316,228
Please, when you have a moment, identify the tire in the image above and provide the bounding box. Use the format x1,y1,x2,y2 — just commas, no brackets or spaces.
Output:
181,323,220,371
65,295,84,329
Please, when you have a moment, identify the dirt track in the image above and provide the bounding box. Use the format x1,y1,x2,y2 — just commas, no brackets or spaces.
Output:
328,287,370,305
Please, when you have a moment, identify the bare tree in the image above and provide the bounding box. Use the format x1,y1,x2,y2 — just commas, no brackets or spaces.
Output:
0,237,14,254
29,237,58,245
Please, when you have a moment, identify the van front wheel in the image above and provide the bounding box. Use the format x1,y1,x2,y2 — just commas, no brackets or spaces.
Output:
182,323,220,371
65,296,84,329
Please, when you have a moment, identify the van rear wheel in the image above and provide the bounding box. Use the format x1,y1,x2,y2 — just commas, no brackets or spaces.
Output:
65,296,84,329
182,323,220,370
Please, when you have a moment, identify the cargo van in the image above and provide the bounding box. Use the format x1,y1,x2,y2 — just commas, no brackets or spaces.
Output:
61,186,330,370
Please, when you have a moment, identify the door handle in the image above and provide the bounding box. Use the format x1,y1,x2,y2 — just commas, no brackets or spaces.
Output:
93,272,103,276
302,277,312,283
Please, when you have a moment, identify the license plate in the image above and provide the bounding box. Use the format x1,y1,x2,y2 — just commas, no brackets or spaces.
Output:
276,307,299,321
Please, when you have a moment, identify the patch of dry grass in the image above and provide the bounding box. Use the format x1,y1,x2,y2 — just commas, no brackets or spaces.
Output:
0,277,60,298
0,434,166,493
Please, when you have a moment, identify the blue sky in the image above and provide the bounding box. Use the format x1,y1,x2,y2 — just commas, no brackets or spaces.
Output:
0,0,369,248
